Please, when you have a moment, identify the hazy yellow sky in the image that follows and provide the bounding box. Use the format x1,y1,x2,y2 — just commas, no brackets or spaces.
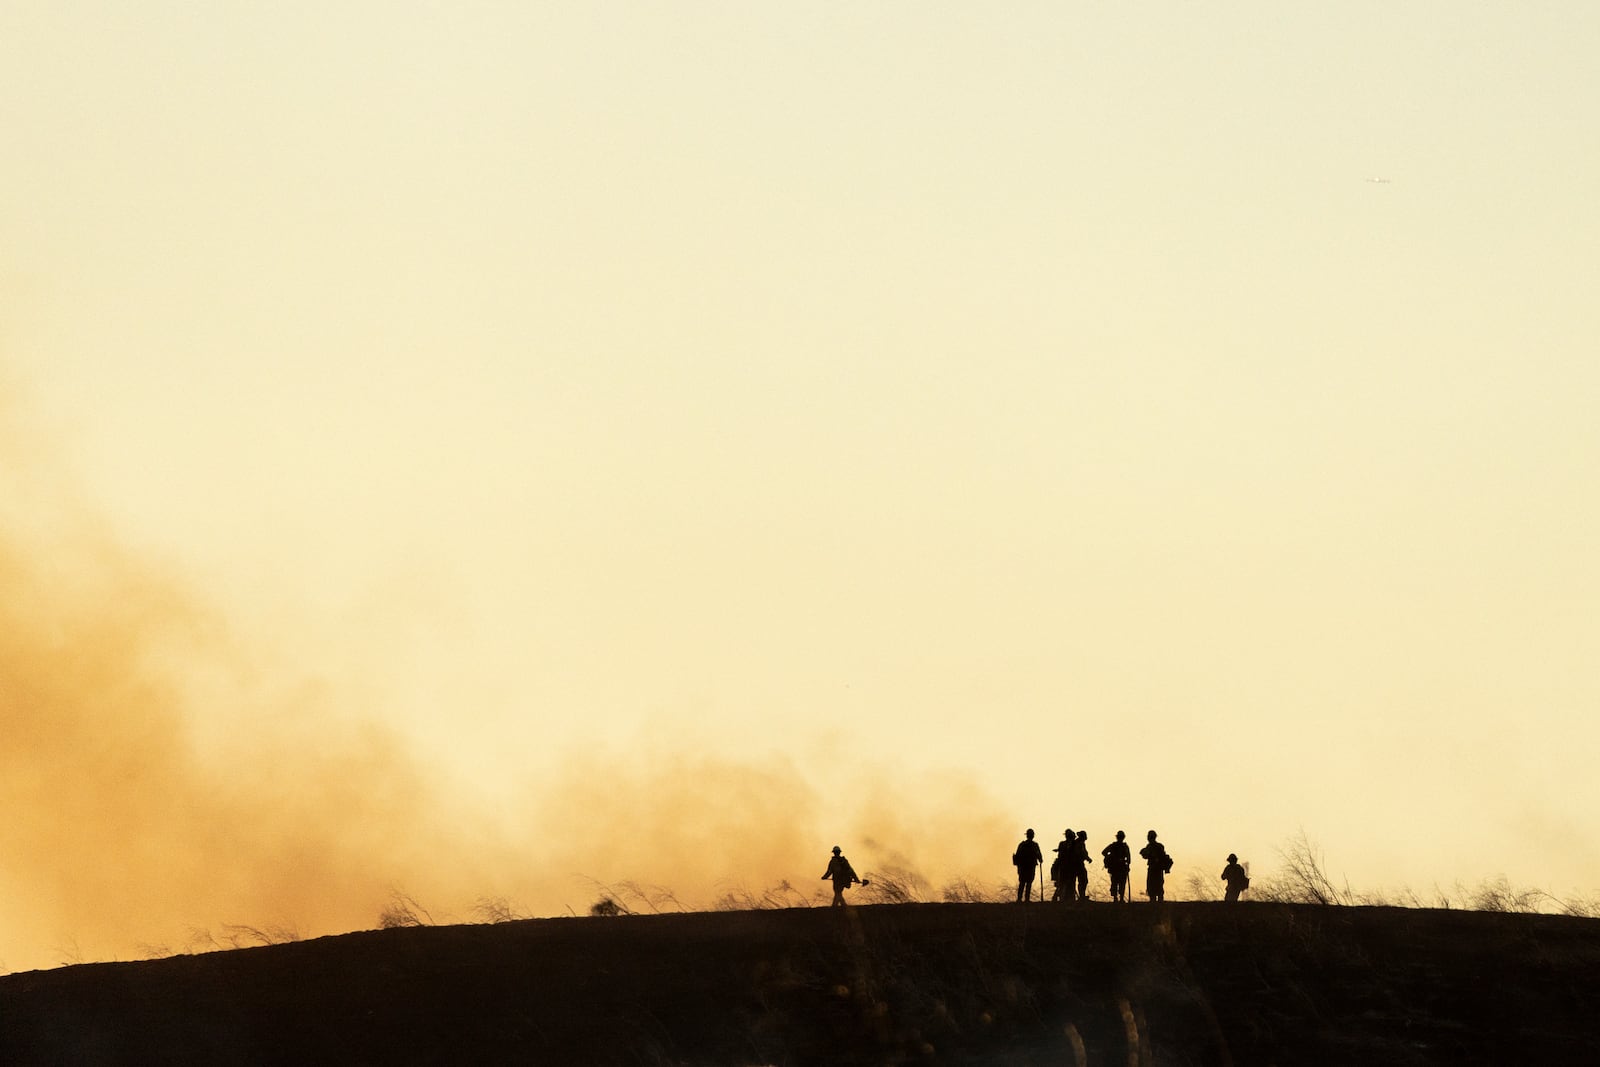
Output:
3,3,1598,969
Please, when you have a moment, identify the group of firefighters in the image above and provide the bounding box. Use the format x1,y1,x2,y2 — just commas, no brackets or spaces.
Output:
821,832,1250,907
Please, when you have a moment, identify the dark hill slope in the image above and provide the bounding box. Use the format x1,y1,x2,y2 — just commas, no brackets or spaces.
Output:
3,903,1599,1065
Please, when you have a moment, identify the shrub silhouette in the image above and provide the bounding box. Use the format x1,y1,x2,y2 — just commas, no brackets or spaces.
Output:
589,897,626,917
472,897,527,924
1183,869,1222,902
1254,831,1356,906
378,889,436,929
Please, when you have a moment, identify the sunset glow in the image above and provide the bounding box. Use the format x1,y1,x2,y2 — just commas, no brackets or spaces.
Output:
3,3,1598,972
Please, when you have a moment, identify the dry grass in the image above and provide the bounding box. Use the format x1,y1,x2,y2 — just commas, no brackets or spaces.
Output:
1252,831,1358,906
859,864,934,905
378,889,437,929
580,879,686,918
471,896,529,924
1239,832,1596,919
940,877,1011,904
1183,870,1222,902
712,880,824,911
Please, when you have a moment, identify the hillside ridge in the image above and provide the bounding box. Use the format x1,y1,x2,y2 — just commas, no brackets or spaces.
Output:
4,902,1599,1065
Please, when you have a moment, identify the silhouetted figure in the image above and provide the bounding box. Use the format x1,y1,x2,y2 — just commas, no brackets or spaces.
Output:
1222,853,1250,902
1013,829,1044,902
1102,830,1131,902
1139,830,1171,902
1051,829,1074,901
1043,831,1068,902
821,846,860,908
1072,830,1093,900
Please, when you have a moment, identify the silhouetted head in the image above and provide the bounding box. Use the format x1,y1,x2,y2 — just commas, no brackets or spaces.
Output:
1147,830,1157,841
1077,831,1087,841
1025,829,1035,839
1063,828,1073,838
1227,853,1238,863
1116,831,1125,841
832,846,842,855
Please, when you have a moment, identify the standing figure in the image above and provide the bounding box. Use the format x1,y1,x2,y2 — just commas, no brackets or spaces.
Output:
1072,830,1094,901
1102,831,1132,902
821,846,860,908
1013,829,1044,902
1051,830,1074,901
1221,853,1250,902
1139,830,1171,902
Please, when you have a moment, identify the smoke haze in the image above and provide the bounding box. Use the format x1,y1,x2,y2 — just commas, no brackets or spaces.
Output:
0,429,1020,972
0,460,454,967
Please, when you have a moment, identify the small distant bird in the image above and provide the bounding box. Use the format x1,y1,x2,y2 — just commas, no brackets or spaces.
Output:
1366,177,1392,184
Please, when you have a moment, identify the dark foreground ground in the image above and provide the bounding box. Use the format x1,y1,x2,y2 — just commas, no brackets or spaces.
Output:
3,902,1600,1065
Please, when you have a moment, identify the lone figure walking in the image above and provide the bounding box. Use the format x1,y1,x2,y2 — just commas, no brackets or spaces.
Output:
822,846,861,908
